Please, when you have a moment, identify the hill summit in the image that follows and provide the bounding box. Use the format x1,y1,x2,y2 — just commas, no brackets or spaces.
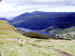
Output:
0,20,16,31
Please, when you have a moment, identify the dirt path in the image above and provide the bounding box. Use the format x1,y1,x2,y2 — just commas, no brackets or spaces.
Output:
52,48,72,56
31,43,73,56
3,38,73,56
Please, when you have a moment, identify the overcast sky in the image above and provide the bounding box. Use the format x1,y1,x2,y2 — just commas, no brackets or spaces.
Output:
0,0,75,19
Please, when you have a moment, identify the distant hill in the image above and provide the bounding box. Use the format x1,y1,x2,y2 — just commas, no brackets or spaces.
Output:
0,18,9,22
51,26,75,39
10,11,75,31
0,18,7,20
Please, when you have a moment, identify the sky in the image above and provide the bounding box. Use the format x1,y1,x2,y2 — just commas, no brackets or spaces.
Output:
0,0,75,19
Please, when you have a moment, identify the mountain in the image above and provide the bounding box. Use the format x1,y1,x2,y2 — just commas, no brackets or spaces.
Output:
0,18,6,20
0,20,75,56
10,11,75,30
0,18,9,22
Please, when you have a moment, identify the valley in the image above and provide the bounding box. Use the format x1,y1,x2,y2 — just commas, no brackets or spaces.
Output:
0,12,75,56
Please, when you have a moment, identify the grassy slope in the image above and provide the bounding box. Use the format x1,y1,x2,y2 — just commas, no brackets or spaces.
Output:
51,26,75,39
0,20,75,56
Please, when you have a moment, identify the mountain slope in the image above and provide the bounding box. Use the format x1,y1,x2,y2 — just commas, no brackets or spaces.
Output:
10,12,75,30
51,26,75,39
0,20,75,56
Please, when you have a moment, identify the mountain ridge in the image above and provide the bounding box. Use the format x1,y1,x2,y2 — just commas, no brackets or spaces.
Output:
10,11,75,31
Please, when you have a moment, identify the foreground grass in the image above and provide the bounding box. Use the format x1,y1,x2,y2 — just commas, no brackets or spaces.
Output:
0,20,75,56
0,31,75,56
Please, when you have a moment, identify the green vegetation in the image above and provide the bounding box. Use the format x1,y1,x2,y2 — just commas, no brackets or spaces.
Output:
51,26,75,34
0,20,75,56
51,26,75,39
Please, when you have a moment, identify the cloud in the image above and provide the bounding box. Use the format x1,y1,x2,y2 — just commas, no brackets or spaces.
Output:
2,0,75,6
0,2,15,12
0,0,75,19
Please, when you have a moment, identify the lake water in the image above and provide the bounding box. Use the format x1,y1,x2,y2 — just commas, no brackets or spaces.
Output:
16,27,57,38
